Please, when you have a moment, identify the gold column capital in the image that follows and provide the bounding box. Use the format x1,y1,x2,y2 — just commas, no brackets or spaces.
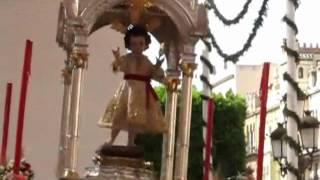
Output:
70,52,89,69
165,77,181,92
62,67,72,85
179,61,197,77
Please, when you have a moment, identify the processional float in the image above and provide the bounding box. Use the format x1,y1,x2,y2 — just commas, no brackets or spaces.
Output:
56,0,208,179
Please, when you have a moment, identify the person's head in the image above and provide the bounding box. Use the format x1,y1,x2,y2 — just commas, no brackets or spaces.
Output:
124,25,151,55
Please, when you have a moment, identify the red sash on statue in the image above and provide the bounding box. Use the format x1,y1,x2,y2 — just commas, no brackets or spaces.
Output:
124,74,158,108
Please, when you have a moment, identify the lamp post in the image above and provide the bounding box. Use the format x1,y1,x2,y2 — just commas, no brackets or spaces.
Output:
270,123,287,176
300,111,320,154
270,112,320,178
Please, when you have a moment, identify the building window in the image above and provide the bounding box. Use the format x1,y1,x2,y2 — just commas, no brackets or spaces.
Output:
298,67,304,79
246,126,250,153
312,71,317,87
313,163,319,180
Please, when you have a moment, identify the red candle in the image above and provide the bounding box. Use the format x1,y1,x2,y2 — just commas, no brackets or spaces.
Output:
13,40,33,175
1,83,13,165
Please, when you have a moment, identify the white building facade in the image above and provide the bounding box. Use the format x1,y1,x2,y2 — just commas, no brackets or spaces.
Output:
211,44,320,180
244,44,320,180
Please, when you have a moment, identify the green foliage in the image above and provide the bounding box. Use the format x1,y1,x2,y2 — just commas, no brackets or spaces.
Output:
188,87,204,179
136,87,247,179
135,133,163,177
135,86,166,177
212,90,247,178
136,86,204,179
135,86,167,177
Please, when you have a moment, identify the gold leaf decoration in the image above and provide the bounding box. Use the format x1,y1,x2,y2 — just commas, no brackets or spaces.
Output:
146,17,162,31
125,0,153,24
126,0,152,10
111,20,127,33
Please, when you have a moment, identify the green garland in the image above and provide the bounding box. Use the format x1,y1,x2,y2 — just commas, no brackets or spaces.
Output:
279,0,301,179
200,55,215,74
283,134,301,155
205,0,252,25
200,94,211,100
282,16,299,35
286,162,301,179
282,42,300,63
283,104,301,127
206,0,270,63
283,72,308,100
289,0,300,9
200,75,213,89
200,38,212,52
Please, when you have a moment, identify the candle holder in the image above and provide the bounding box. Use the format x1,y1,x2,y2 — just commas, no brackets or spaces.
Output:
7,173,26,180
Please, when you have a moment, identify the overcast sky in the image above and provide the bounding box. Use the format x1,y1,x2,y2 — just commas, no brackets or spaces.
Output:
147,0,320,62
203,0,320,64
0,1,319,179
146,0,320,88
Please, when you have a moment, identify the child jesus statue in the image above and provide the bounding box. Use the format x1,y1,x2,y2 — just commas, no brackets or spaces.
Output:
98,25,167,146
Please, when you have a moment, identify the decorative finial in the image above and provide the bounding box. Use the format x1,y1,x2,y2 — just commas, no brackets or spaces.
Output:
125,0,153,24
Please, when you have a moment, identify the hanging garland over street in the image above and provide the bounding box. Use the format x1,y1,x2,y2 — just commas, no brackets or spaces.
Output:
205,0,252,25
205,0,270,63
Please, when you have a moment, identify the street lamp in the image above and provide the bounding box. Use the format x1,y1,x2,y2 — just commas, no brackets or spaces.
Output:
271,123,287,159
270,111,320,177
270,123,287,176
300,110,320,174
300,110,320,152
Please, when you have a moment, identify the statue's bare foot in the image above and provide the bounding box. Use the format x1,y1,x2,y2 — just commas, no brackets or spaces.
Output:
127,141,136,147
106,139,115,146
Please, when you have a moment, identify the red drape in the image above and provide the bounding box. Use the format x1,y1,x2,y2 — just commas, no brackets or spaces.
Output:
123,74,158,108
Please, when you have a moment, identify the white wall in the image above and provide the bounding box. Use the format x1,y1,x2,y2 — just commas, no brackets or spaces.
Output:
0,1,128,179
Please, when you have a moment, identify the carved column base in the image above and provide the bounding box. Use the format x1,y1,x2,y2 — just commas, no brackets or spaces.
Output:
84,144,156,180
60,169,80,180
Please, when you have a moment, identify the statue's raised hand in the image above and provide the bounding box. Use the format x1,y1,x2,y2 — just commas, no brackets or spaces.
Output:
112,47,121,60
112,47,121,72
155,57,164,67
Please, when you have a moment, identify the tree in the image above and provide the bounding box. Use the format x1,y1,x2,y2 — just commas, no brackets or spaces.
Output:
212,90,247,178
136,87,247,179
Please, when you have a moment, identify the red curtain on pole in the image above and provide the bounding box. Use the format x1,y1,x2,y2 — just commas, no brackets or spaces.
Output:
256,62,270,180
203,98,215,180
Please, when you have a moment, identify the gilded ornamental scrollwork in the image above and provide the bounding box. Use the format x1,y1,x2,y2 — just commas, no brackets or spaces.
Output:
165,77,180,92
179,61,197,77
70,52,89,69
